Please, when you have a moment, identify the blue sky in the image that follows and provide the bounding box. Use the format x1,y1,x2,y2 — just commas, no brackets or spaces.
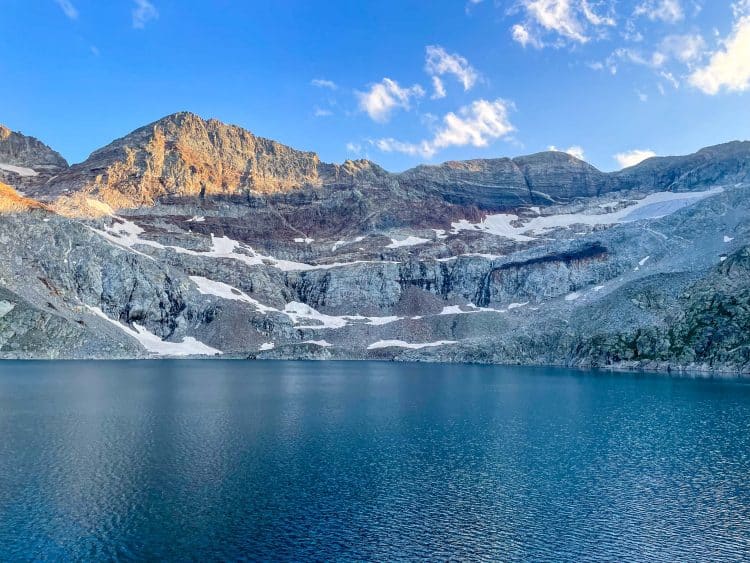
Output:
1,0,748,171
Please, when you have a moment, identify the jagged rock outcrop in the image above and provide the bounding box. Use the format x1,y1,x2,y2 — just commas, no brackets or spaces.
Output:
0,125,68,171
0,125,68,193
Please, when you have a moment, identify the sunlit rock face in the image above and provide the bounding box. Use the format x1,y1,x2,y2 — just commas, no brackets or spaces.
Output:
0,113,749,372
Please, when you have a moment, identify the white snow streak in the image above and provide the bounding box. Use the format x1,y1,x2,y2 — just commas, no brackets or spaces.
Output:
86,306,221,356
386,235,430,248
0,163,38,177
367,339,457,350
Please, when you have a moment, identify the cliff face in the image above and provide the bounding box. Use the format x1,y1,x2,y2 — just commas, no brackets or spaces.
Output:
0,113,749,373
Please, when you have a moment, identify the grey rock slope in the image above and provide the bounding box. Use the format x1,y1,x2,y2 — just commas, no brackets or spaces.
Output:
0,113,748,373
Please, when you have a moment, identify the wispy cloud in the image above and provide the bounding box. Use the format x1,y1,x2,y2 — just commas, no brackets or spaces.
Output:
424,45,479,91
512,24,543,48
431,76,447,99
634,0,684,23
689,5,750,94
656,33,706,64
356,78,425,123
311,78,337,90
373,98,515,158
512,0,616,48
549,144,586,160
313,107,333,117
132,0,158,29
614,148,656,168
54,0,78,20
346,142,363,155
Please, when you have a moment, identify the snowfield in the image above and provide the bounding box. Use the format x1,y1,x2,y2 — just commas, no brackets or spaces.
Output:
451,188,724,240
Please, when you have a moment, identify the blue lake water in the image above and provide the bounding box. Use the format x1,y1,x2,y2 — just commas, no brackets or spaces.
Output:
0,361,749,561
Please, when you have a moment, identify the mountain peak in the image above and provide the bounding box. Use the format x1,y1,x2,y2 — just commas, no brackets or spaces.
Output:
49,112,324,212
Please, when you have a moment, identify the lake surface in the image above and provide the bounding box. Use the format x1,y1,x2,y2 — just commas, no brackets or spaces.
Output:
0,361,749,561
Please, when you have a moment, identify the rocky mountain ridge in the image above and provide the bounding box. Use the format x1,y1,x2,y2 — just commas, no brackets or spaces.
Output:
0,113,748,374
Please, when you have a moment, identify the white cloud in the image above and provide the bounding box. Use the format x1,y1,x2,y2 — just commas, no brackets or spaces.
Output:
346,142,362,154
657,33,706,64
373,98,515,158
524,0,588,43
599,47,653,74
614,149,657,168
636,89,649,101
373,138,430,157
660,70,680,88
356,78,425,123
735,0,750,18
425,45,479,91
688,12,750,94
311,78,337,90
512,24,543,48
513,0,616,47
599,37,702,77
313,107,333,117
634,0,684,23
549,145,586,159
54,0,78,20
132,0,158,29
431,76,447,99
581,0,615,26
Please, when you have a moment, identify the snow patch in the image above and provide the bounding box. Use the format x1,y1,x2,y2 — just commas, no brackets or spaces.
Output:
331,236,365,251
282,301,402,329
259,342,275,351
367,339,457,350
367,315,402,326
187,216,205,222
283,302,350,329
639,256,651,266
304,340,332,347
386,235,430,249
189,276,277,313
565,292,581,301
724,235,734,243
294,237,314,243
86,306,221,356
0,163,38,177
439,304,506,316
